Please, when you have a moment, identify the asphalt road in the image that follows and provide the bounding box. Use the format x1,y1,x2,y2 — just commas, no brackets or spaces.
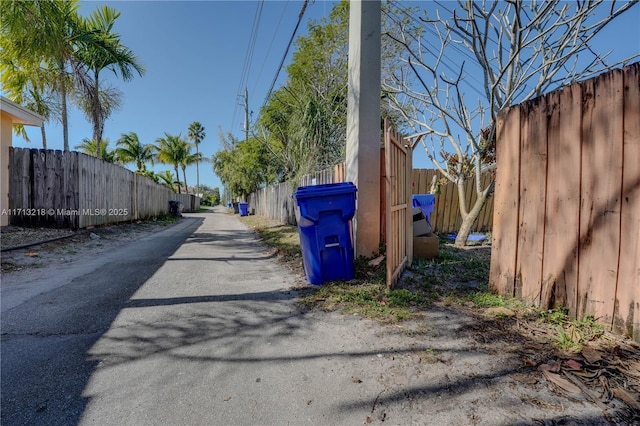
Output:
2,206,624,426
0,207,400,426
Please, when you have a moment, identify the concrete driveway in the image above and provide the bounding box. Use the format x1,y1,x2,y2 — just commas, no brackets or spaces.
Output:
1,206,616,425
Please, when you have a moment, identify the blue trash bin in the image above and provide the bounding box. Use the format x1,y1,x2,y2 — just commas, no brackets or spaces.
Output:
294,182,357,285
238,202,249,216
412,194,436,230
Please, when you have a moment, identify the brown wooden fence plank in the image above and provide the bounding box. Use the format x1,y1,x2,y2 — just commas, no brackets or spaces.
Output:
413,169,421,194
8,148,187,229
578,71,624,326
409,168,494,233
444,175,458,234
477,173,493,231
516,96,549,306
541,85,582,314
614,63,640,340
489,105,521,297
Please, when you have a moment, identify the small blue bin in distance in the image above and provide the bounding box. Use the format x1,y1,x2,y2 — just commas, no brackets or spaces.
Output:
294,182,357,285
412,194,436,227
238,202,249,216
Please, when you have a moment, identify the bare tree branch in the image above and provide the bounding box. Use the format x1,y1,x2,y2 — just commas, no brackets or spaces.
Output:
383,0,638,245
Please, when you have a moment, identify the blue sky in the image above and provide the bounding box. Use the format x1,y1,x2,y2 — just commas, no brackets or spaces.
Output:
10,0,640,194
13,0,338,193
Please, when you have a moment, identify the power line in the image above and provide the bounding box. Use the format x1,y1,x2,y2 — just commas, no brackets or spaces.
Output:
261,0,309,111
231,1,264,135
251,1,290,96
385,1,486,97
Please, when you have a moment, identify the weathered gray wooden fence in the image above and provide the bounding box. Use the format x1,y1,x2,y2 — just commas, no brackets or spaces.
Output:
247,168,339,225
9,147,199,229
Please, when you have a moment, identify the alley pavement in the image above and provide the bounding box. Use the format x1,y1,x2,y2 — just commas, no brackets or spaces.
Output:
2,206,616,426
1,207,410,425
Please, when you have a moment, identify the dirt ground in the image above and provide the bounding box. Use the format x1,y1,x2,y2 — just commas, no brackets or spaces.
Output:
0,221,172,273
2,217,639,425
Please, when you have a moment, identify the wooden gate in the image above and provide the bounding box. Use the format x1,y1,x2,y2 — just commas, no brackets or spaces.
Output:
384,120,413,289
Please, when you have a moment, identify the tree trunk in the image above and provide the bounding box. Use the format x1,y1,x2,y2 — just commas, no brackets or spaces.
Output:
174,166,181,194
182,166,189,195
40,125,47,150
60,74,69,152
195,144,200,196
454,188,490,247
94,74,103,159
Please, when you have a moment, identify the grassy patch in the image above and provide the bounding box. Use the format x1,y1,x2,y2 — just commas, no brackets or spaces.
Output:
539,307,604,353
465,291,509,308
299,281,429,322
240,216,301,259
238,213,610,357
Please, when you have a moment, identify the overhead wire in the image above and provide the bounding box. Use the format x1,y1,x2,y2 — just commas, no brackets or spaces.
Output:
231,0,264,135
251,1,290,97
385,1,486,98
261,0,309,111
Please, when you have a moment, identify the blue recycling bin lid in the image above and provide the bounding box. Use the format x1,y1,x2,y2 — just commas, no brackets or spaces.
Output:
295,182,357,200
294,182,357,223
412,194,436,208
412,194,436,224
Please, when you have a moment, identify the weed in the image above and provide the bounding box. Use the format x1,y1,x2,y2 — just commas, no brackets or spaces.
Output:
466,291,508,308
300,282,426,322
540,308,604,352
554,325,584,353
539,307,569,325
387,289,428,307
355,255,386,284
571,314,604,341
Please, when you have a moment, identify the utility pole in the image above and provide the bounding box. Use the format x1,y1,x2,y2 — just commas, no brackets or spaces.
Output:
346,1,381,258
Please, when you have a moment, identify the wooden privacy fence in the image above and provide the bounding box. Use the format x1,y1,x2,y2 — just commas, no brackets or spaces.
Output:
411,169,494,233
9,147,199,229
248,163,493,235
490,63,640,342
247,167,342,225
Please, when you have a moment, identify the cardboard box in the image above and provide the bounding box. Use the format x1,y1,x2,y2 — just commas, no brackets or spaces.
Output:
413,207,431,237
413,233,439,259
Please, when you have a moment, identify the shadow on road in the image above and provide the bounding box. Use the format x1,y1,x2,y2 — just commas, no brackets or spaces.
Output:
0,217,203,426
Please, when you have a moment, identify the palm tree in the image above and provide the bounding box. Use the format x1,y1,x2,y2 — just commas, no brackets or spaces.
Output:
75,138,116,163
115,132,154,172
137,169,159,184
1,1,144,153
157,170,177,192
75,5,145,158
187,122,205,194
1,0,85,151
180,149,203,195
0,50,60,148
154,133,188,194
